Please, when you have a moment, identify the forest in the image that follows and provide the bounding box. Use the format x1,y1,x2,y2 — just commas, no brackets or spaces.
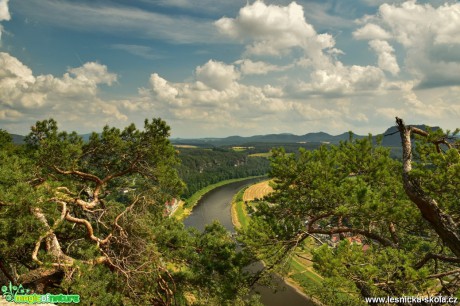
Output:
240,118,460,305
177,148,269,198
0,117,459,305
0,119,259,305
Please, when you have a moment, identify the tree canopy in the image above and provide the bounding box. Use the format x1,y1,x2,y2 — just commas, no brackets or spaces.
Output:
0,118,257,305
239,119,460,304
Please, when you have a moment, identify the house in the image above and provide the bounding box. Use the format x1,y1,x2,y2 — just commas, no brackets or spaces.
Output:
164,198,179,216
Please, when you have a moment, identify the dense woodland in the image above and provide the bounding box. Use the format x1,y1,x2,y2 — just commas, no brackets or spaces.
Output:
240,119,460,305
0,119,259,305
177,148,269,198
0,117,459,306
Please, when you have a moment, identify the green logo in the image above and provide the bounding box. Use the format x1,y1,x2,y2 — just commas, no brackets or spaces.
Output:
1,282,80,304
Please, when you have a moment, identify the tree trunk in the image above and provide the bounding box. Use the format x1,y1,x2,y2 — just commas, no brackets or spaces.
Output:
396,117,460,257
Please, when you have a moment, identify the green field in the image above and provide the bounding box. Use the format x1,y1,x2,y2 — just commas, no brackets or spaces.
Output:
248,152,272,158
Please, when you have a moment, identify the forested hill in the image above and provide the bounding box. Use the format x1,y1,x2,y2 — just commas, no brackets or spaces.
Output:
7,124,441,197
8,123,439,147
177,148,269,197
171,131,365,147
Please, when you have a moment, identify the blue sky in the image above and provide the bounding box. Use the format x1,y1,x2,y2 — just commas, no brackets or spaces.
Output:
1,0,460,137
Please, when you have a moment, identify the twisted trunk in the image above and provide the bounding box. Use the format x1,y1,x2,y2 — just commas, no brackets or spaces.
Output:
396,117,460,257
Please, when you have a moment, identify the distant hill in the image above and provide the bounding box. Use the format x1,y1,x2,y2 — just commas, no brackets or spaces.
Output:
172,131,365,147
380,125,440,147
10,134,25,144
8,124,439,147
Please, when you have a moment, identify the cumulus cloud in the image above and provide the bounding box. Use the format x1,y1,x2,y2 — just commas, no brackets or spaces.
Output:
354,1,460,87
195,60,240,91
150,73,179,102
214,0,390,99
0,0,10,43
292,63,385,96
0,52,126,130
0,0,10,21
215,0,337,63
4,1,460,137
353,23,391,40
68,62,117,86
138,60,391,137
369,40,399,75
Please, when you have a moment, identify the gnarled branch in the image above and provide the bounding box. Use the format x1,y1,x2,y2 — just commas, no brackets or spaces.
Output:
64,212,112,245
396,117,460,257
415,253,460,270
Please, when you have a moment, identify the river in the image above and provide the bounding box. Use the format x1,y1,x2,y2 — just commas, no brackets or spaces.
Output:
184,178,315,306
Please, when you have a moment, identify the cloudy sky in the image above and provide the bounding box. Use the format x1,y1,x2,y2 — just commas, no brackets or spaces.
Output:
1,0,460,137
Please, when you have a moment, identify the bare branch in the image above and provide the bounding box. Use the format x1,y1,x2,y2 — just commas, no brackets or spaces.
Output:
31,205,73,266
113,196,142,238
396,117,460,257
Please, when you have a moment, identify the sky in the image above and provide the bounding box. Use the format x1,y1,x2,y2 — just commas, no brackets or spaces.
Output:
1,0,460,138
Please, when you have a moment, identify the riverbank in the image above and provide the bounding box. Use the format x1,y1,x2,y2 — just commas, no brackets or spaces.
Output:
231,180,323,305
173,175,266,221
182,178,314,305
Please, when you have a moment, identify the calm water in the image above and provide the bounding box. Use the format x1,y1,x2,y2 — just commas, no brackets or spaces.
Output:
184,178,315,306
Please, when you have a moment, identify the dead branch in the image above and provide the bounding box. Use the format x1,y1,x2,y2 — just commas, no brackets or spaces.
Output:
31,206,73,266
113,196,142,238
396,117,460,257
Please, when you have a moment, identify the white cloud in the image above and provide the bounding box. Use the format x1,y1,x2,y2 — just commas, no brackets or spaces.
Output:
3,1,460,137
0,0,10,43
353,23,391,40
215,0,337,61
195,60,240,91
214,1,388,99
293,63,385,96
0,52,126,130
0,0,10,21
139,61,390,137
150,73,179,102
355,1,460,87
68,62,117,86
377,1,460,46
0,52,35,82
369,40,399,75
